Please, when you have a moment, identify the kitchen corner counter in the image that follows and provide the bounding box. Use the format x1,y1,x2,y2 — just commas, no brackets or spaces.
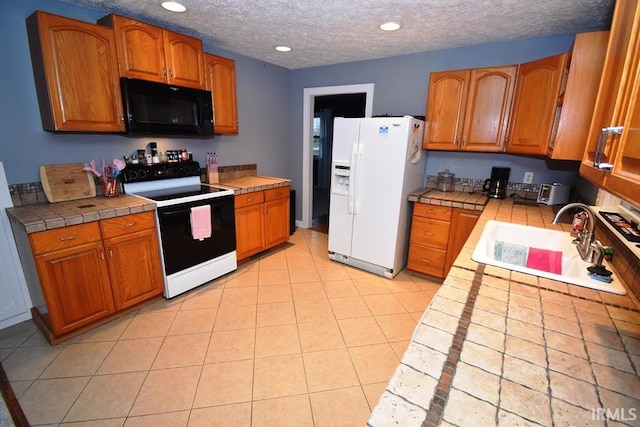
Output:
408,187,490,211
6,194,155,234
215,175,291,194
369,198,640,426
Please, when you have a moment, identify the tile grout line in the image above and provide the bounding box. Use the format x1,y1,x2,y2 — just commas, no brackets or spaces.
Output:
422,265,485,427
455,265,640,314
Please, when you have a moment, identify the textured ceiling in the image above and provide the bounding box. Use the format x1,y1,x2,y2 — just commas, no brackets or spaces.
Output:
55,0,615,69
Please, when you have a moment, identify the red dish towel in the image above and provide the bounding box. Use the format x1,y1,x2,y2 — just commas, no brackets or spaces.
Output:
190,205,212,240
526,247,562,274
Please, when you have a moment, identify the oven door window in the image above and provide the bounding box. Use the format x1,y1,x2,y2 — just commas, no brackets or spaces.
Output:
157,196,236,275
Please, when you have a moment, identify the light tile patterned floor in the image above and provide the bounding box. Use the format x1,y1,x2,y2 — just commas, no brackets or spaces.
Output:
0,228,441,426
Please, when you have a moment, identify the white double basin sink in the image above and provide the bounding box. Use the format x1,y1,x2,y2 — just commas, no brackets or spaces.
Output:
471,220,626,295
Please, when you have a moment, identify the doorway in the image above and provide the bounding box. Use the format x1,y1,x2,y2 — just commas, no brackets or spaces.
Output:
301,84,374,230
311,94,367,233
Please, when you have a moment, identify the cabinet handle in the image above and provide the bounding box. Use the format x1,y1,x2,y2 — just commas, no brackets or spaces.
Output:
423,231,434,236
119,115,125,124
427,209,436,214
101,250,105,261
461,136,466,146
122,222,137,228
420,259,431,264
109,249,113,258
59,234,77,241
169,69,174,80
455,136,460,146
246,198,253,202
593,126,623,171
163,67,167,81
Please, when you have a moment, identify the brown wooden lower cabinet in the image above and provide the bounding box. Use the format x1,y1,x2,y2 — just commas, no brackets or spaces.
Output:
407,203,480,278
235,186,290,261
22,212,163,340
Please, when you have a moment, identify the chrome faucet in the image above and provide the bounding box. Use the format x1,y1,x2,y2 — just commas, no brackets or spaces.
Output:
552,202,603,264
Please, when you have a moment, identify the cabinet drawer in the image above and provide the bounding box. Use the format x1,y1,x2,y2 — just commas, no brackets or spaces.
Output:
265,185,290,202
413,203,452,221
100,212,156,239
408,244,447,277
410,216,451,250
235,191,265,208
30,222,102,255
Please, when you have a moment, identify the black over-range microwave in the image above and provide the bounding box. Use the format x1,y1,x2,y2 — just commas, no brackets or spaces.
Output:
120,78,214,137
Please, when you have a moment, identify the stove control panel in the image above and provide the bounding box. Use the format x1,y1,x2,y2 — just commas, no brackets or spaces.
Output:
121,161,202,183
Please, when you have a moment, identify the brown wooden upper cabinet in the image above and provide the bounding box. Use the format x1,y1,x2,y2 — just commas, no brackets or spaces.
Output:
26,11,125,132
205,53,239,134
98,14,205,89
507,32,608,159
423,66,516,152
580,1,640,204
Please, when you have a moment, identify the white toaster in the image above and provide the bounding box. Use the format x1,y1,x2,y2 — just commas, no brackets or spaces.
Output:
537,183,570,205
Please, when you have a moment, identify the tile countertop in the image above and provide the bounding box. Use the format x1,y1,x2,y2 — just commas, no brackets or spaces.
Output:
369,194,640,427
6,194,156,234
6,175,291,234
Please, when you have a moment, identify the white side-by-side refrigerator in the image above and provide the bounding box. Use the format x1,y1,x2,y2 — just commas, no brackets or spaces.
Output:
327,116,426,278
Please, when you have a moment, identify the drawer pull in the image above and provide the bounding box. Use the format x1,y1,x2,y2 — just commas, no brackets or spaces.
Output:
420,259,431,264
427,210,436,214
246,198,253,202
122,222,137,228
59,235,77,242
423,231,434,236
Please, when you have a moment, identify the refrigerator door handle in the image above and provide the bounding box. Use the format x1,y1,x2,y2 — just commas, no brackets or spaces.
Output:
348,143,359,214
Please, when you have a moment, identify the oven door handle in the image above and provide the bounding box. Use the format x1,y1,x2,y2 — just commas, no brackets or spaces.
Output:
158,198,232,218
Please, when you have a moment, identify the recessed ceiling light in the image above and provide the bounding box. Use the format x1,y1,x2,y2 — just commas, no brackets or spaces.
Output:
380,21,401,31
275,46,292,52
161,1,186,12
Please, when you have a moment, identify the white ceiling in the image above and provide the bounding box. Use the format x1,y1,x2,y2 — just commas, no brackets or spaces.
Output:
56,0,615,70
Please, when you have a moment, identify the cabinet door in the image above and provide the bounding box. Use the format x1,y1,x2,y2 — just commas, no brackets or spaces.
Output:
423,70,469,150
580,0,640,187
507,55,567,155
35,241,114,336
548,32,608,160
105,229,163,310
99,15,166,83
265,197,290,249
604,58,640,202
445,209,480,274
26,11,124,132
163,31,205,89
463,66,516,152
235,204,265,261
205,53,239,134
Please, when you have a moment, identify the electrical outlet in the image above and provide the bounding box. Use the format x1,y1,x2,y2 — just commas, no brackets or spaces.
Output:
523,172,534,184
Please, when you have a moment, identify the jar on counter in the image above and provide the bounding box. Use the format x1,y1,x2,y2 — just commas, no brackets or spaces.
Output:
180,148,188,162
436,169,455,192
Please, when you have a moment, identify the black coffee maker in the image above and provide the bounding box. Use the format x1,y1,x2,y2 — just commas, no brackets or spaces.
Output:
483,167,511,199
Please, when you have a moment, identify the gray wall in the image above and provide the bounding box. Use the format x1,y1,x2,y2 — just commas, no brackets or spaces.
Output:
0,0,292,185
2,0,593,223
289,36,583,218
